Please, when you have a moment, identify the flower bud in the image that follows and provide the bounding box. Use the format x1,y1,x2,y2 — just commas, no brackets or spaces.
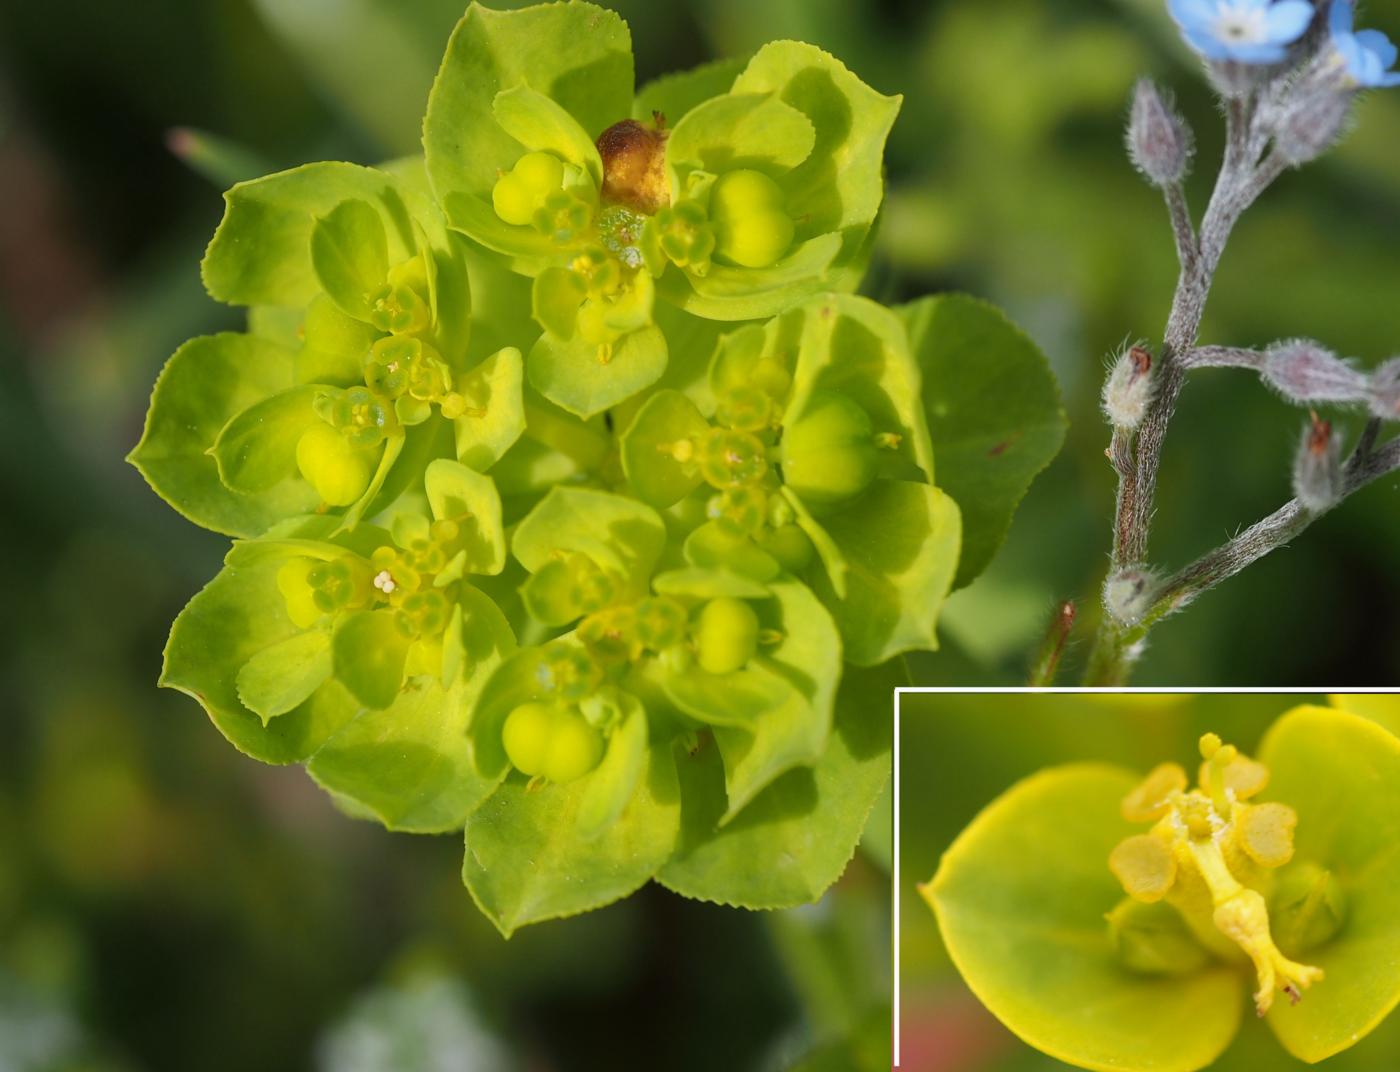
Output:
502,702,604,783
780,392,880,508
1103,567,1159,626
1102,345,1155,431
1292,414,1343,513
1267,76,1354,166
492,151,566,226
1126,79,1193,187
1262,339,1369,404
694,597,760,676
295,423,375,506
1367,357,1400,421
709,169,794,269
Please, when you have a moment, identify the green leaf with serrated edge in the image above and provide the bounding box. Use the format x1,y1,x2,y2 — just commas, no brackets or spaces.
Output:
899,294,1067,588
332,610,411,710
211,384,323,493
526,324,668,420
424,1,632,205
781,488,847,598
658,660,898,909
235,629,332,724
493,84,604,187
307,584,514,833
310,199,389,322
129,333,318,538
462,738,680,937
730,41,899,249
424,458,505,576
785,293,937,486
512,487,666,590
922,764,1243,1072
1258,706,1400,1063
658,233,842,322
453,347,526,470
577,694,648,838
805,481,961,666
202,163,417,308
161,548,359,763
664,93,815,182
652,568,769,600
618,388,707,508
633,56,746,126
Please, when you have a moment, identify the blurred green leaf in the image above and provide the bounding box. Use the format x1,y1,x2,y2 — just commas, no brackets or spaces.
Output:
251,0,468,154
900,294,1067,590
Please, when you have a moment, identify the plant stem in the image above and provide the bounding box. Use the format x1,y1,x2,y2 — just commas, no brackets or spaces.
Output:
1086,94,1297,684
1088,425,1400,681
1029,601,1077,686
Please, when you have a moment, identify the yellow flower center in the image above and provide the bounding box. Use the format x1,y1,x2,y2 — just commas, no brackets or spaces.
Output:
1109,733,1323,1015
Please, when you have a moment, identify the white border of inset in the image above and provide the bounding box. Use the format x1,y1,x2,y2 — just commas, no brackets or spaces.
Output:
890,686,1397,1069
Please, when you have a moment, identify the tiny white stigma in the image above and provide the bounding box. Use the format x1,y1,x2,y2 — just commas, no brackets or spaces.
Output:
373,570,397,594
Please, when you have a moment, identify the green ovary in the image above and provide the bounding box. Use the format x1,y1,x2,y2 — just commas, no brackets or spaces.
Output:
780,392,880,508
492,151,566,227
502,701,604,783
693,597,759,675
709,169,794,269
295,423,376,506
1108,733,1328,1016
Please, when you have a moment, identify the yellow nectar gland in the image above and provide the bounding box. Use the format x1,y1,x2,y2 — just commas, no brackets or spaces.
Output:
1108,733,1323,1016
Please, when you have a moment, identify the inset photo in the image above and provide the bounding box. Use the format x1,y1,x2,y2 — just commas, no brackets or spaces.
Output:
896,692,1400,1072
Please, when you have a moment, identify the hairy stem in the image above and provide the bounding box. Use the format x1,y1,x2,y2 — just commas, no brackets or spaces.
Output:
1086,94,1295,684
1094,425,1400,673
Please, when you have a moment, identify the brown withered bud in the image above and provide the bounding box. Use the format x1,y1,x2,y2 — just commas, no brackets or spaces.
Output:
596,117,670,215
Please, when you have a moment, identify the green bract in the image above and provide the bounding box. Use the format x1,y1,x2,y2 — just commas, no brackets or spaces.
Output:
421,1,899,417
131,0,1063,933
922,705,1400,1071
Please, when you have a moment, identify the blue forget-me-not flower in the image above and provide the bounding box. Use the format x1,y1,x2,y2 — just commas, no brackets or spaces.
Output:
1328,0,1400,87
1168,0,1315,63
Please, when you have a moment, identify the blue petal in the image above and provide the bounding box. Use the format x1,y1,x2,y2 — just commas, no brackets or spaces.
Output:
1168,0,1217,32
1266,0,1315,44
1183,26,1232,59
1334,33,1366,77
1380,72,1400,87
1329,0,1356,37
1355,28,1399,70
1360,46,1386,84
1226,40,1290,63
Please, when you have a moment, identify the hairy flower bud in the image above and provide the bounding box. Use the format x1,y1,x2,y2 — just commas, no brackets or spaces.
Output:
1102,345,1155,431
1104,567,1159,626
1127,79,1193,187
1292,414,1343,513
1266,73,1354,166
1367,357,1400,421
1262,339,1369,404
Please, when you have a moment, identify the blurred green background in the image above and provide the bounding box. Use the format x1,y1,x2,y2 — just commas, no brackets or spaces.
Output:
2,0,1399,1067
897,692,1400,1071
